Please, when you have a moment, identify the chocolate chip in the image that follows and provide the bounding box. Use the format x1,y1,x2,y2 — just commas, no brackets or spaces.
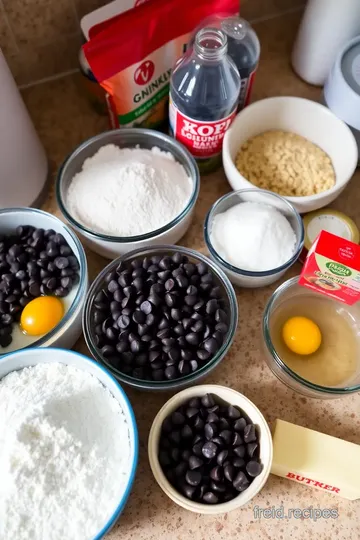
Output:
233,458,246,468
246,461,262,477
217,450,228,466
209,481,225,495
174,461,187,477
172,411,185,425
181,450,191,461
193,416,204,432
224,463,235,482
197,349,211,361
233,432,243,446
54,256,69,270
202,441,218,459
185,470,202,486
201,394,215,408
169,431,181,445
178,360,191,376
247,442,258,458
233,445,246,458
192,443,203,457
186,407,199,419
188,456,203,470
219,430,232,445
182,484,196,499
164,366,177,379
118,315,130,329
203,492,218,504
210,466,223,482
181,425,193,439
233,471,250,491
244,424,257,443
204,423,217,440
234,418,247,432
203,338,219,354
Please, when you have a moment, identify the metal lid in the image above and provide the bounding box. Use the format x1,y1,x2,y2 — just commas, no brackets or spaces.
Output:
303,209,359,251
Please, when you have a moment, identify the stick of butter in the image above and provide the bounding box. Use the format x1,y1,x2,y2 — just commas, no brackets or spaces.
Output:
271,419,360,500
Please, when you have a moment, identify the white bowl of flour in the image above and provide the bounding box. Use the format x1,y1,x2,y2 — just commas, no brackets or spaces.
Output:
0,347,138,540
57,129,200,259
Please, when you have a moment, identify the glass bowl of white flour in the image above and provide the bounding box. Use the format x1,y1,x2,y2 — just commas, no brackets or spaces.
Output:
56,129,200,259
0,347,138,540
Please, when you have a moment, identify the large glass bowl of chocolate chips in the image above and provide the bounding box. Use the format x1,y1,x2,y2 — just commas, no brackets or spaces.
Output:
148,385,273,513
83,246,238,390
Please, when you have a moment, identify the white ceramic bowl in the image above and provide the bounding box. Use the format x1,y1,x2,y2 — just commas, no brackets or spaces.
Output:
0,347,138,539
0,208,88,353
222,96,358,213
148,385,272,514
204,189,304,288
57,129,200,259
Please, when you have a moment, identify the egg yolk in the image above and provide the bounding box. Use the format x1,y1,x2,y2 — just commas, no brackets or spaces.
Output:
20,296,64,336
282,316,322,356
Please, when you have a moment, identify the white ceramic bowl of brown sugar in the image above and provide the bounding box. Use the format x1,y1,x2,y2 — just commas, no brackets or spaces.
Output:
222,96,358,214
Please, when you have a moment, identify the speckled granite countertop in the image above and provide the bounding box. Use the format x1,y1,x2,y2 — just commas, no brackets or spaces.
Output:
22,11,360,540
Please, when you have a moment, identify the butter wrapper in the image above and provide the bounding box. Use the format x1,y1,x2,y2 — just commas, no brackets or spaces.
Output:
271,419,360,500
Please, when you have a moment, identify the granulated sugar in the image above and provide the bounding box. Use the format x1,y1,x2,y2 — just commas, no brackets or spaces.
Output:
0,363,131,540
210,201,296,271
66,144,193,237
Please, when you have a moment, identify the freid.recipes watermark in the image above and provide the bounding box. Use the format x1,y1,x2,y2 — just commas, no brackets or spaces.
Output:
253,505,339,521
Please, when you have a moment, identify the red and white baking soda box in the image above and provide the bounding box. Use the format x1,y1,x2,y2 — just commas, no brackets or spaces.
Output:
299,230,360,305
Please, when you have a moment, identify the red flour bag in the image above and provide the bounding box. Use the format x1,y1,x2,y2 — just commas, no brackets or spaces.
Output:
83,0,239,129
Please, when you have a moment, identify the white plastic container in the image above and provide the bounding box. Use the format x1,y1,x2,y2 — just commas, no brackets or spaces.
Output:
323,36,360,164
291,0,360,86
0,51,48,208
222,96,358,214
148,384,273,514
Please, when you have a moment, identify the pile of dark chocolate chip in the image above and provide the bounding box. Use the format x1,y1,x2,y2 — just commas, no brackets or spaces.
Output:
158,394,262,504
0,225,80,347
91,252,230,381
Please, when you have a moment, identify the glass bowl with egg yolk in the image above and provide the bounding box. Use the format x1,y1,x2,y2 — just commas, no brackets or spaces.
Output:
2,289,78,354
262,276,360,399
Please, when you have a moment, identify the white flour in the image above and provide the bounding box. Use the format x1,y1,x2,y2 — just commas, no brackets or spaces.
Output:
210,201,296,271
66,144,193,236
0,363,131,540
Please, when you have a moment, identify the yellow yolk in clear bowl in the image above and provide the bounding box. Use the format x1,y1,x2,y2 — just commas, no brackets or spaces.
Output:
20,296,64,336
282,316,322,356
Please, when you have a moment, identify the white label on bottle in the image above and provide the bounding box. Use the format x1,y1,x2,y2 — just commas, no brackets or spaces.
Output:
169,99,236,158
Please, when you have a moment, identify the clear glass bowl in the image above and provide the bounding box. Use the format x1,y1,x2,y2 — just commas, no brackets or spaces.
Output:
83,245,238,391
56,129,200,259
262,276,360,398
0,207,88,354
204,189,304,288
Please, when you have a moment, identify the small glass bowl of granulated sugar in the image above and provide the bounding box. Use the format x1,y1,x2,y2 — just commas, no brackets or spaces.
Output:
204,189,304,288
57,128,200,259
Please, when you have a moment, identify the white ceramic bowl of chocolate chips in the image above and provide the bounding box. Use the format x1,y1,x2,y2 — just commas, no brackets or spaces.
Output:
0,208,88,355
148,385,273,514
